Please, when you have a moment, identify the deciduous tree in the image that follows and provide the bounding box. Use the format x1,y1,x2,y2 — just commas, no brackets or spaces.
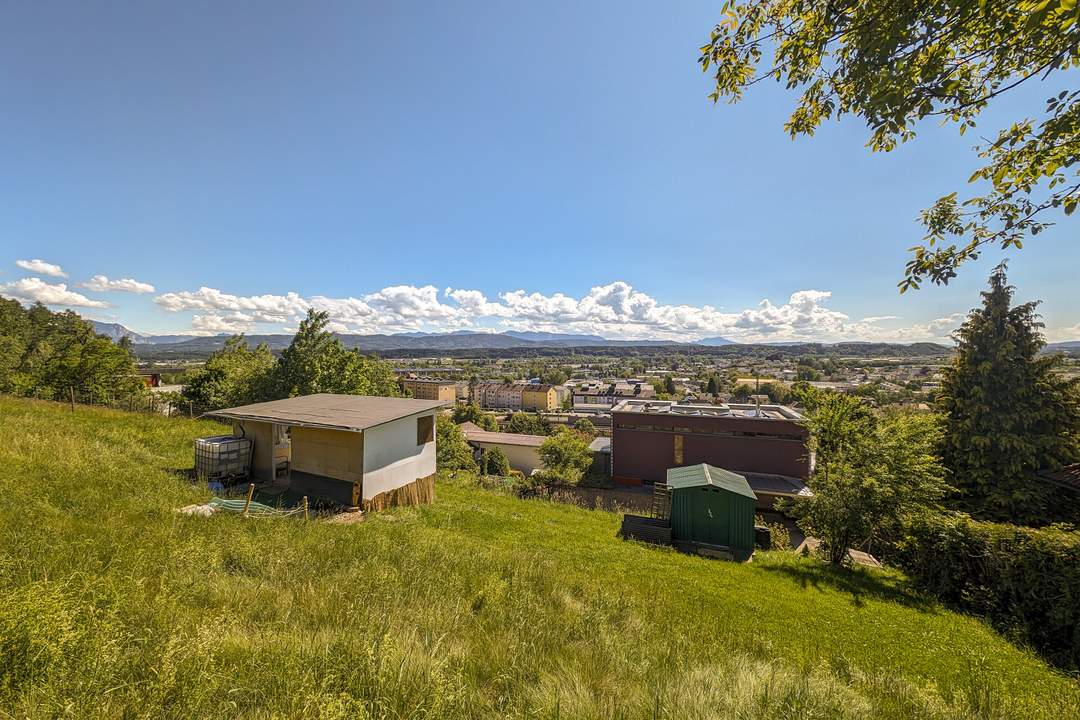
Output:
791,392,949,563
537,429,594,486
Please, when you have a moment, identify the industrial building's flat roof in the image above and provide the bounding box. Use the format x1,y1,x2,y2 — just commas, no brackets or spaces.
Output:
204,393,447,433
611,399,802,420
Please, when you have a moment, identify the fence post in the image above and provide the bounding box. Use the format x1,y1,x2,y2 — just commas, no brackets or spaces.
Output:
303,495,309,521
69,387,75,413
242,483,255,518
189,401,194,419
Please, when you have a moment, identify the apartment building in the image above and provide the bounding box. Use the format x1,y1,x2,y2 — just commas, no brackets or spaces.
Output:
521,384,558,411
401,378,458,403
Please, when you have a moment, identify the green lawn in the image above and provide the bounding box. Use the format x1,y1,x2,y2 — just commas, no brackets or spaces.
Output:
0,396,1077,719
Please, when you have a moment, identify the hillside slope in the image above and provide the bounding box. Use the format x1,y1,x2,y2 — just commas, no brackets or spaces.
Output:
0,397,1076,719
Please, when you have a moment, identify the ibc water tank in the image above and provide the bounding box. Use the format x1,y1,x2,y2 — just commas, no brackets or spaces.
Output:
194,435,253,482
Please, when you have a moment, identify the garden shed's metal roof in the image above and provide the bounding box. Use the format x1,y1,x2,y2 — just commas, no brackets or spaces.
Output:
204,393,447,433
665,464,757,500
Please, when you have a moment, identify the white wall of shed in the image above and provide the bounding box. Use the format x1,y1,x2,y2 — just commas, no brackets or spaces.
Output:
362,411,436,500
475,441,542,474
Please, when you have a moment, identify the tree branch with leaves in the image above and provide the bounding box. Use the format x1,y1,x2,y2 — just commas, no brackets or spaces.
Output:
700,0,1080,290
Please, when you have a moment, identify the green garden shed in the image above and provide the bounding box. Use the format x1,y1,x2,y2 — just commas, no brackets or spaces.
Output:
667,464,758,557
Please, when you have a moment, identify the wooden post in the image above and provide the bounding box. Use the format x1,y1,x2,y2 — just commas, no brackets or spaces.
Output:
242,483,255,518
302,495,309,521
69,387,75,413
189,401,194,419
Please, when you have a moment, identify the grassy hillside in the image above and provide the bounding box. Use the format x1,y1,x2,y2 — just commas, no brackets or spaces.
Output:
0,397,1076,719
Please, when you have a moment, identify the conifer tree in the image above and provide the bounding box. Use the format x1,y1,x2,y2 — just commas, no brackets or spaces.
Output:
939,263,1080,524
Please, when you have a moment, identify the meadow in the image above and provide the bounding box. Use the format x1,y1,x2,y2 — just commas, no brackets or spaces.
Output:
0,396,1077,719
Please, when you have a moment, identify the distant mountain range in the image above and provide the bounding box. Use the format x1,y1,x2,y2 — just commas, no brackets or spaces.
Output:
87,319,969,360
90,321,205,345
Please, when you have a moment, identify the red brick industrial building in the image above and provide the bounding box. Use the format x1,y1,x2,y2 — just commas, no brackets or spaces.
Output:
610,399,812,509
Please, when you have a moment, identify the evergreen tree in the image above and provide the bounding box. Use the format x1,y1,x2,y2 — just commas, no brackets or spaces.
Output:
270,309,399,398
939,263,1080,524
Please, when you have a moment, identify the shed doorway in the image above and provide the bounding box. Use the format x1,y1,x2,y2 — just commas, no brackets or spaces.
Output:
272,423,291,483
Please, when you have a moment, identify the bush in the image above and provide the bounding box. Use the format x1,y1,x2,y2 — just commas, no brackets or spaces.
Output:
436,416,477,472
509,470,543,498
894,513,1080,670
537,429,593,486
768,522,791,552
481,447,510,476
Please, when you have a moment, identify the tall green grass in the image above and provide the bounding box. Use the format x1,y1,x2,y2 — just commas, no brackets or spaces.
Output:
0,397,1077,719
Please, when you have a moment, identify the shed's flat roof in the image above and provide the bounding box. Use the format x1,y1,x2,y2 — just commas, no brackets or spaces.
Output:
460,425,547,448
204,393,447,432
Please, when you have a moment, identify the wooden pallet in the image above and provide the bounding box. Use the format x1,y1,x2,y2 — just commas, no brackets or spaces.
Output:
650,482,671,521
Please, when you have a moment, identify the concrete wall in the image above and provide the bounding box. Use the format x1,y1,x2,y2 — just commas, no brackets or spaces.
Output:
362,411,437,501
291,426,363,482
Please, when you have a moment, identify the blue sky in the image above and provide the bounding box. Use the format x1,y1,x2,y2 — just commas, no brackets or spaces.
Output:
2,2,1077,342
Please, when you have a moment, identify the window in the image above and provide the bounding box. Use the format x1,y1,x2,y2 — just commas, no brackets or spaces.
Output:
416,415,434,445
673,434,684,465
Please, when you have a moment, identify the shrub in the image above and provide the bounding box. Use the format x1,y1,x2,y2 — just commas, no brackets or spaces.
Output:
481,447,510,476
510,471,544,498
894,513,1080,670
768,522,791,552
436,416,477,472
537,429,593,486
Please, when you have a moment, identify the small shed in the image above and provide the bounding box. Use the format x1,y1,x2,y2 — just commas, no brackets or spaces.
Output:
204,393,448,510
458,423,547,474
667,464,758,556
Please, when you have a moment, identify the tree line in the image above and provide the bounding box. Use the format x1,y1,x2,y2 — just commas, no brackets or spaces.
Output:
792,263,1080,566
0,299,145,400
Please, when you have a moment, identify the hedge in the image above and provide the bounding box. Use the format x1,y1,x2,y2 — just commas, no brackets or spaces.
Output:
894,513,1080,670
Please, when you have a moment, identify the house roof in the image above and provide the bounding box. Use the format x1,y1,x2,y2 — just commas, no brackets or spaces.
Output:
665,464,758,500
204,393,447,433
460,426,548,448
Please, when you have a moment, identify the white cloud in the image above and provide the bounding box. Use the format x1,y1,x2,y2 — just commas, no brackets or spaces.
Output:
0,277,108,308
16,259,67,277
1047,322,1080,343
81,274,156,294
155,286,308,323
148,279,992,343
190,312,258,334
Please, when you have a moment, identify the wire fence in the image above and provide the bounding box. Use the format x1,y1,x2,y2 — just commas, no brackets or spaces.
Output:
58,386,213,420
